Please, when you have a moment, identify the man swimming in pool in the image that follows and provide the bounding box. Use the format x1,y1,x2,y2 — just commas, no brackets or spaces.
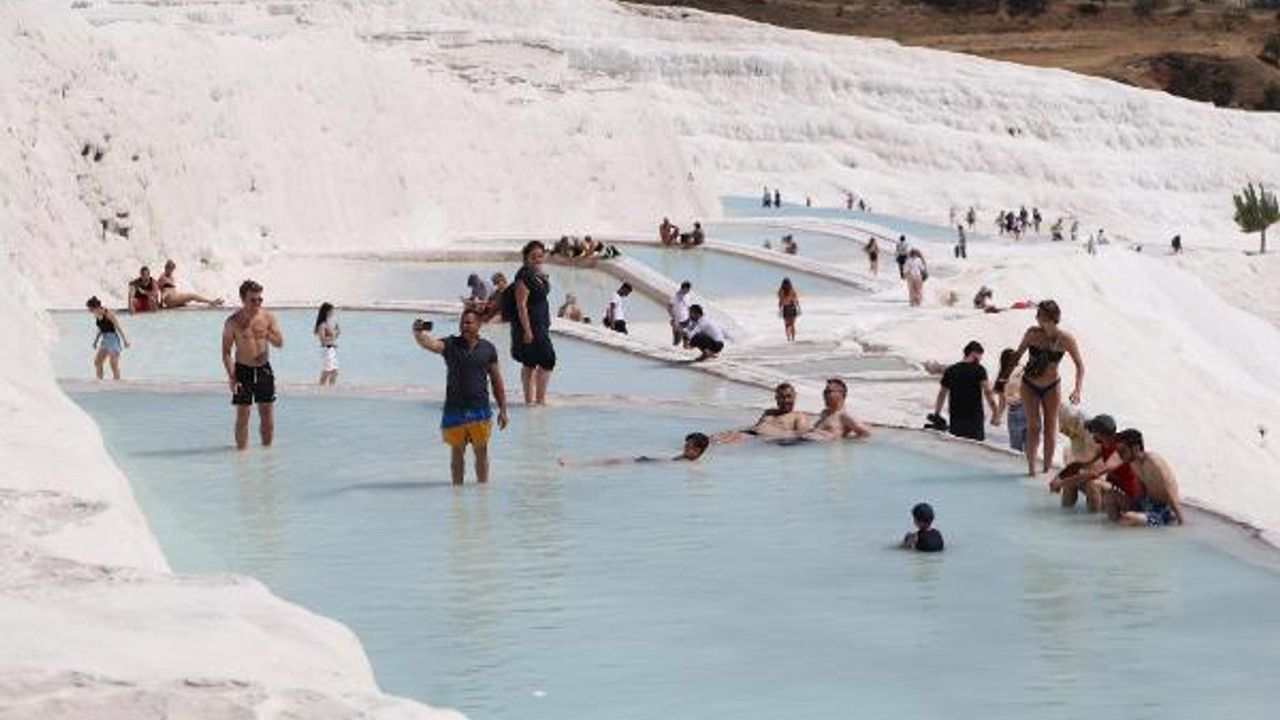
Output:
714,382,812,443
221,279,283,450
802,378,872,441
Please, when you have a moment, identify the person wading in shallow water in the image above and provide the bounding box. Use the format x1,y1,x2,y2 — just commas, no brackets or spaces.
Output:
413,309,509,484
221,279,283,450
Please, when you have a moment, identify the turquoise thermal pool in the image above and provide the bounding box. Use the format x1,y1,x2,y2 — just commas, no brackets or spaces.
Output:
70,387,1280,720
257,257,669,324
621,246,858,299
719,196,958,242
52,309,760,403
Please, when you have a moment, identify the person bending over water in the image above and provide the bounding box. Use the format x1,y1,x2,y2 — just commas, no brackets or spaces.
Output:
510,240,555,405
803,378,871,440
86,296,130,380
714,382,812,444
997,300,1084,476
221,280,283,450
559,432,710,467
1050,414,1140,513
683,304,725,362
157,259,223,309
901,502,944,552
314,302,340,386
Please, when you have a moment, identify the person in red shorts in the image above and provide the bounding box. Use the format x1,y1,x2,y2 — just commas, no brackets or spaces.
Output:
1049,413,1142,514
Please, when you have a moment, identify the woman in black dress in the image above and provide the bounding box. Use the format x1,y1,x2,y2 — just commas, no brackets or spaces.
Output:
511,240,555,405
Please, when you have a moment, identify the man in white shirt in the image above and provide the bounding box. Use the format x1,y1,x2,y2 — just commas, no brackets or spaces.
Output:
683,304,724,361
668,280,692,346
606,282,633,334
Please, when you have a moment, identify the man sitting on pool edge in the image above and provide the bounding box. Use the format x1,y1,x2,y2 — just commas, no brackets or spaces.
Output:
1114,428,1184,527
783,378,871,442
713,382,812,444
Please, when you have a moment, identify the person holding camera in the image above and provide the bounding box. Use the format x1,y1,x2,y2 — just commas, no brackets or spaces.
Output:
413,309,509,484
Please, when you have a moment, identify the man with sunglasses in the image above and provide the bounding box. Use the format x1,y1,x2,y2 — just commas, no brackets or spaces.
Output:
221,279,283,450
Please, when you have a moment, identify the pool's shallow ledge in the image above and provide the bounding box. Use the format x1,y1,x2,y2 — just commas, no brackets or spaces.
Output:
0,289,457,717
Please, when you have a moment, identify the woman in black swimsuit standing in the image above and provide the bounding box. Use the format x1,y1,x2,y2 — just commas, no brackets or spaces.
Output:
998,300,1084,477
511,240,555,405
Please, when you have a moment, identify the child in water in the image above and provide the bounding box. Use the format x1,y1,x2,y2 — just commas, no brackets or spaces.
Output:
901,503,944,552
558,433,710,467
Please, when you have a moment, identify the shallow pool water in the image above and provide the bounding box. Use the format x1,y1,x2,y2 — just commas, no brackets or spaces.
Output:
707,223,872,265
720,196,957,242
52,310,760,404
72,390,1280,720
257,257,668,324
623,246,857,299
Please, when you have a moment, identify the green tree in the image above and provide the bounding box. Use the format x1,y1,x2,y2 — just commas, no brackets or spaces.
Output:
1233,183,1280,254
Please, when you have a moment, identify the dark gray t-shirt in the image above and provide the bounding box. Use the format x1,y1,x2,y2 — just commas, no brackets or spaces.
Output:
442,336,498,413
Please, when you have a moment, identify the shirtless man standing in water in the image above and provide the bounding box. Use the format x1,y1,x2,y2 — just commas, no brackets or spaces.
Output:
221,280,283,450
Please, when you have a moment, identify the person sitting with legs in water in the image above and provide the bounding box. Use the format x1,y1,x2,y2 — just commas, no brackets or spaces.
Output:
714,382,812,444
557,293,584,322
86,296,130,380
1114,428,1184,526
157,259,224,309
803,378,871,441
1050,414,1142,514
901,502,944,552
997,299,1084,476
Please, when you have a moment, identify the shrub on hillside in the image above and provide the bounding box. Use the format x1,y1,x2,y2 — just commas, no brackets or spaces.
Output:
1133,0,1165,17
1076,2,1104,16
1005,0,1050,15
921,0,1001,12
1262,82,1280,112
1262,33,1280,67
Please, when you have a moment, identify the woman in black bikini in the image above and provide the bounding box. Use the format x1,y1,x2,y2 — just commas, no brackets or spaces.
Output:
999,300,1084,477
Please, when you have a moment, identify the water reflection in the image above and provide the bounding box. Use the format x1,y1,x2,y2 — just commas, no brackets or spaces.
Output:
236,447,279,583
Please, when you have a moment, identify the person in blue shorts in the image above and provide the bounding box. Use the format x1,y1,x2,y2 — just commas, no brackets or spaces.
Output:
1115,429,1184,526
413,309,509,484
